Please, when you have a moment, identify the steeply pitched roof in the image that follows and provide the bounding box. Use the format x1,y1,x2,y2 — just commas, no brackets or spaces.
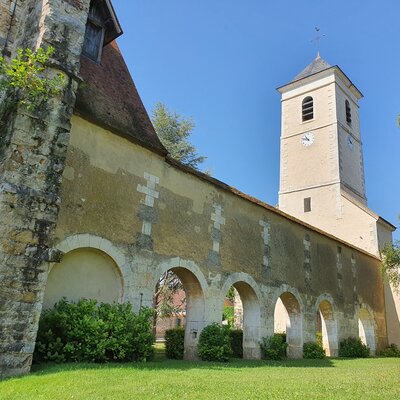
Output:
292,53,331,82
75,41,166,154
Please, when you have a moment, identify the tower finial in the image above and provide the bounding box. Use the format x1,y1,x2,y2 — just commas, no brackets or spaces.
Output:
312,27,325,57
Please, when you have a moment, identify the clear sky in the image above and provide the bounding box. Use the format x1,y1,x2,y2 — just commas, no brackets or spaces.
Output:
112,0,399,239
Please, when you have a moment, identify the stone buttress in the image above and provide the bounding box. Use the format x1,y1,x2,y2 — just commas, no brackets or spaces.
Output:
0,0,91,378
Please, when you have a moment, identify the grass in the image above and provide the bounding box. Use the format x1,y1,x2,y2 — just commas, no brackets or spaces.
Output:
1,345,399,400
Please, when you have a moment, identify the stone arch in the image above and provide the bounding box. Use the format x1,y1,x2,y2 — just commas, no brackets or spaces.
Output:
44,234,126,308
273,286,303,358
221,272,261,359
153,257,208,360
358,304,376,355
315,294,338,357
55,234,127,271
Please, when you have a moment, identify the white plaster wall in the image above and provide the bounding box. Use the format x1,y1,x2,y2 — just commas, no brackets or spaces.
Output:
280,185,379,256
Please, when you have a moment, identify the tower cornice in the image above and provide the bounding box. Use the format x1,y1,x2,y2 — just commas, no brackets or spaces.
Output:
277,65,363,100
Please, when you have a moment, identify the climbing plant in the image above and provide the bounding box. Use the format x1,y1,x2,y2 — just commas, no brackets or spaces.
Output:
0,46,64,110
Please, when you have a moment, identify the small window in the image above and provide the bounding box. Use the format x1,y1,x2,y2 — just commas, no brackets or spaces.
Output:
304,197,311,212
345,100,352,124
302,96,314,121
82,2,106,62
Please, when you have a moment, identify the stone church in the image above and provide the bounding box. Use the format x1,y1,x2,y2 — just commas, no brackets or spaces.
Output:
0,0,398,378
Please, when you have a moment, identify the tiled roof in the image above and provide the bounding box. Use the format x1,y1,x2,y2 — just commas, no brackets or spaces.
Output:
292,53,331,82
75,41,166,154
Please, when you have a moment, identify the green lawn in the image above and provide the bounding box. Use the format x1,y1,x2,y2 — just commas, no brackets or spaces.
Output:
1,351,399,400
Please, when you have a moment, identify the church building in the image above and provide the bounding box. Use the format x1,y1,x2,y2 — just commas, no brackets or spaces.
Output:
0,0,398,378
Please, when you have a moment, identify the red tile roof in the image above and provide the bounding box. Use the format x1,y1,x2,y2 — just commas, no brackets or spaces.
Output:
75,41,166,154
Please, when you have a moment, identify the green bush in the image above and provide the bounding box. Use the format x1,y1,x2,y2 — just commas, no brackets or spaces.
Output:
223,306,234,327
165,327,185,359
260,334,288,360
339,337,370,358
316,332,323,347
34,299,154,363
378,344,400,357
230,329,243,358
198,323,232,362
303,342,325,359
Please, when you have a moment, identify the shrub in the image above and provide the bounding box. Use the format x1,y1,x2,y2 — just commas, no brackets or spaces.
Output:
230,329,243,358
223,306,234,327
260,334,288,360
316,332,323,347
274,332,287,343
165,327,185,359
34,299,154,363
303,342,325,359
339,337,370,358
198,323,232,362
378,344,400,357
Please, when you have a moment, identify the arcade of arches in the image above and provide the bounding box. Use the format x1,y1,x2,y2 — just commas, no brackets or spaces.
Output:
43,235,381,359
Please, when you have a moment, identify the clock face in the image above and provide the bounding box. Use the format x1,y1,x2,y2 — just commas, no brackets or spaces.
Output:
347,135,354,150
301,132,315,147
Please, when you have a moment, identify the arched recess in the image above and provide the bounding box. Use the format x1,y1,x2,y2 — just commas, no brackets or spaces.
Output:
43,247,124,308
221,273,261,359
316,295,338,357
274,291,303,358
358,305,376,355
153,258,207,360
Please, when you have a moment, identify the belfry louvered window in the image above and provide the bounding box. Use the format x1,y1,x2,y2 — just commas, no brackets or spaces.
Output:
302,96,314,121
345,100,352,124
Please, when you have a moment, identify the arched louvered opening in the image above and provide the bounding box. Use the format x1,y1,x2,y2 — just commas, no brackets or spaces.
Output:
302,96,314,121
345,100,352,124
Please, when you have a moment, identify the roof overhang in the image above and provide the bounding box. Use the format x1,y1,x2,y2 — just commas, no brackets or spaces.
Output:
103,0,123,45
377,216,397,232
277,65,363,100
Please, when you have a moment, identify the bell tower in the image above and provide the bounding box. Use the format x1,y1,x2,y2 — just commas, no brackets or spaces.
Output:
277,54,384,254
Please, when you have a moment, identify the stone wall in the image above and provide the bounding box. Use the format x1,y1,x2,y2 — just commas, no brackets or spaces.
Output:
46,115,388,361
0,0,91,378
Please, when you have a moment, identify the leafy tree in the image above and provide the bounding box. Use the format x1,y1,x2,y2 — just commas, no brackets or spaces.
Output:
153,271,185,335
0,47,64,110
153,271,185,320
381,214,400,290
381,240,400,290
151,102,206,169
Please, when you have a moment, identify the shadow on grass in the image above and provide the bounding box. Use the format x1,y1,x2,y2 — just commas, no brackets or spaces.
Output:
28,357,336,379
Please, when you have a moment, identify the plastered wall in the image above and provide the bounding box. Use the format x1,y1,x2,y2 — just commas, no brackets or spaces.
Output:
47,115,388,356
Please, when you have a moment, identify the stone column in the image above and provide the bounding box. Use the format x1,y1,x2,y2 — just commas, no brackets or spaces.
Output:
0,0,90,378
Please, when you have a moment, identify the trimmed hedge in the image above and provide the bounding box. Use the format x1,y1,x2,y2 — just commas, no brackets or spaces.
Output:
165,327,185,359
198,323,232,362
34,299,154,363
339,337,370,358
303,342,325,359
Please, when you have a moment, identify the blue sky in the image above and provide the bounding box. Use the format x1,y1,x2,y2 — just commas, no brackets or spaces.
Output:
112,0,399,239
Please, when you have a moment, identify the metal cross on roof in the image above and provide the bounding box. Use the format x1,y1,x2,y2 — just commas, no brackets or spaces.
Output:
312,27,325,57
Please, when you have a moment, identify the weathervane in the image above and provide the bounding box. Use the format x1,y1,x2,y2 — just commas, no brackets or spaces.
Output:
312,27,325,57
